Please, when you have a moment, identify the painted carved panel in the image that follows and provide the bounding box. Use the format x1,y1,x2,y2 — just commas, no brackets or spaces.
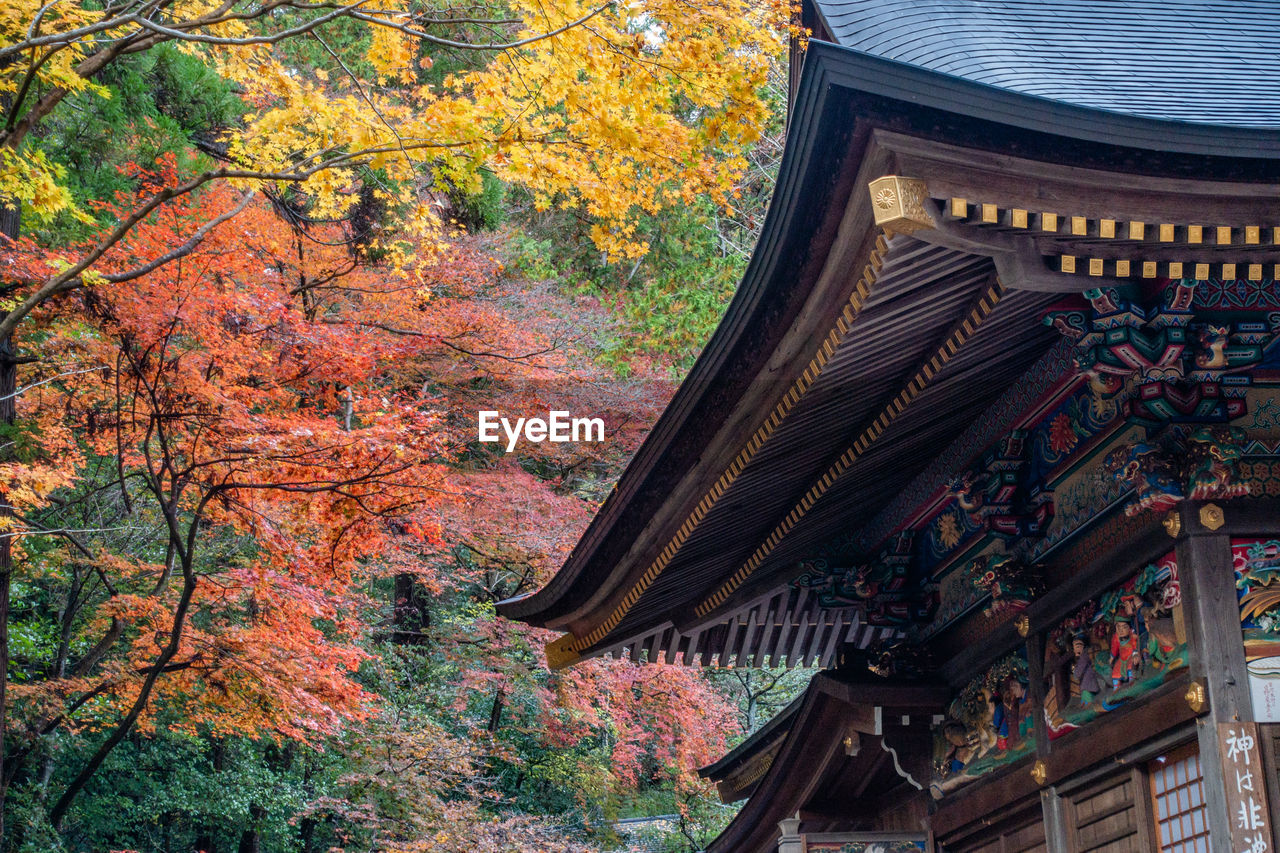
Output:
1042,552,1187,739
803,838,927,852
932,650,1034,795
1232,539,1280,721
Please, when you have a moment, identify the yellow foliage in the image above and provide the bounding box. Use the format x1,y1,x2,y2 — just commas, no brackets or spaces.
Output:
1,0,793,259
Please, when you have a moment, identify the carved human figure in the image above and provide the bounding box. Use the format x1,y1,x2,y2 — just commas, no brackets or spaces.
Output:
1109,618,1142,687
940,721,975,777
1118,592,1148,650
1143,606,1179,669
972,688,998,757
1071,633,1102,704
993,677,1030,751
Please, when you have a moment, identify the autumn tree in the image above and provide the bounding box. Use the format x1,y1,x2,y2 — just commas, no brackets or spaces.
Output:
0,0,790,839
1,178,463,836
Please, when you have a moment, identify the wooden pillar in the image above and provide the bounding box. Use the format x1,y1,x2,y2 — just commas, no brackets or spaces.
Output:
1026,632,1050,756
1174,501,1253,851
777,817,803,853
1040,786,1070,853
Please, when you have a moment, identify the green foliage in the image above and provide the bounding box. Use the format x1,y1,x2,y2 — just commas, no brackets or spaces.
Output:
28,43,242,241
450,170,508,231
8,728,325,853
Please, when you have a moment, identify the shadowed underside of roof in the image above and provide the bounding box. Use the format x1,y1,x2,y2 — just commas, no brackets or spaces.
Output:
497,36,1280,669
810,0,1280,127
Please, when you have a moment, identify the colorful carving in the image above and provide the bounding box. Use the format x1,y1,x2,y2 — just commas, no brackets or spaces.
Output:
1042,554,1186,739
861,638,935,680
805,840,926,853
793,558,907,607
940,431,1054,552
1233,539,1280,720
1105,425,1250,516
1044,284,1194,383
1233,539,1280,656
932,652,1033,795
967,554,1042,617
1045,283,1279,427
793,533,937,626
1104,439,1182,514
1173,278,1280,311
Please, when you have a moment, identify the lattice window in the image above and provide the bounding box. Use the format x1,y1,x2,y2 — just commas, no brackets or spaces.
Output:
1148,745,1210,853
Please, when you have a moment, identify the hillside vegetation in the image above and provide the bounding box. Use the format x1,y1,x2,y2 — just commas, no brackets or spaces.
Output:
0,2,808,850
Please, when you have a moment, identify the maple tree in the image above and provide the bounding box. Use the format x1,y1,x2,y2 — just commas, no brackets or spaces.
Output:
1,171,753,848
0,1,799,847
2,173,458,830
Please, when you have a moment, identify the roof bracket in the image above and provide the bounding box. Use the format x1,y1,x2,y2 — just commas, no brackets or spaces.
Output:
867,181,1122,293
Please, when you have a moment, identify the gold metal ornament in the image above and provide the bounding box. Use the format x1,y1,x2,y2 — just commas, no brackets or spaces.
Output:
1030,760,1048,785
1015,614,1030,638
868,176,936,235
1163,511,1181,538
1184,681,1207,713
544,634,581,670
1199,503,1225,531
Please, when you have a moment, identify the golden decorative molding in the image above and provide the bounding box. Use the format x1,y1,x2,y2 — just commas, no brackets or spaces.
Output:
546,234,894,666
1163,511,1181,538
1199,503,1225,531
729,752,775,792
545,634,581,669
868,176,935,235
1052,257,1277,281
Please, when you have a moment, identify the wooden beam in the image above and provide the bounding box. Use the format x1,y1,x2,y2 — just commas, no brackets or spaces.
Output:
1176,502,1255,852
1026,632,1050,755
814,674,952,710
661,627,678,665
818,611,846,668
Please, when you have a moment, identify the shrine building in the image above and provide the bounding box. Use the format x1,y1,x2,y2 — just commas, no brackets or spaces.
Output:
499,2,1280,850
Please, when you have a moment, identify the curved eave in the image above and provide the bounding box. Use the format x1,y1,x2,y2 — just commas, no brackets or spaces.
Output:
498,40,1280,632
699,693,802,780
706,672,949,853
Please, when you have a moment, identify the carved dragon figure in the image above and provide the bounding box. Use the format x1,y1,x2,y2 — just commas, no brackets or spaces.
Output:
969,554,1042,617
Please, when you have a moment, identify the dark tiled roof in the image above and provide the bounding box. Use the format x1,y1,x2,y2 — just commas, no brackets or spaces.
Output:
811,0,1280,127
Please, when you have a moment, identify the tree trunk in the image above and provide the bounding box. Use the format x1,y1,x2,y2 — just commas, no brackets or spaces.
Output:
488,687,506,733
0,340,15,845
48,567,200,829
237,804,265,853
0,192,20,845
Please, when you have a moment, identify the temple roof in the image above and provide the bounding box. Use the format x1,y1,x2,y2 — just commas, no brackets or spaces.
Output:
810,0,1280,128
498,35,1280,669
698,694,802,803
702,672,948,853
